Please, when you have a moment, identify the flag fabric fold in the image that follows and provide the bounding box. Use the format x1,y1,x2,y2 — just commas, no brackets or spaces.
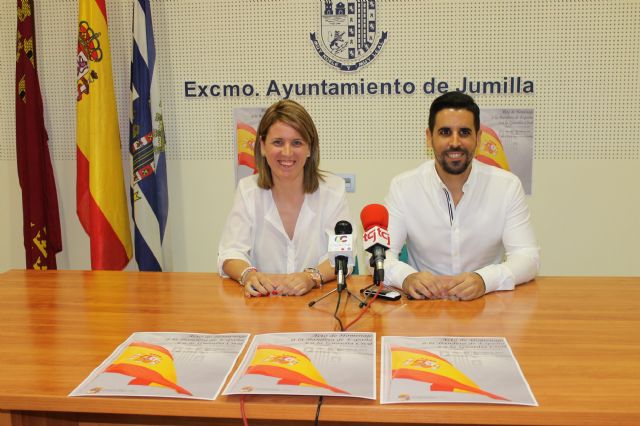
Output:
390,346,508,401
105,341,192,395
245,344,350,394
16,0,62,270
476,124,510,170
130,0,169,271
236,122,257,172
76,0,132,270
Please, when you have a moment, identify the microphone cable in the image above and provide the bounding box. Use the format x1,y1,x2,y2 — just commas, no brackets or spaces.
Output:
314,396,324,426
344,284,382,331
240,395,249,426
313,282,382,426
240,279,372,425
333,289,345,331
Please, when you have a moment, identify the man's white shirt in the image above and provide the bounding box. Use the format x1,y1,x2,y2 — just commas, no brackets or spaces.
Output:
384,159,540,293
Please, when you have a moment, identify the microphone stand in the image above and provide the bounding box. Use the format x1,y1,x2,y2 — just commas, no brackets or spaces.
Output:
308,257,365,308
359,267,383,307
360,252,384,292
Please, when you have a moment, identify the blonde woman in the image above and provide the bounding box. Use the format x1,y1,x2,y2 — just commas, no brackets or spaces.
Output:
218,100,352,297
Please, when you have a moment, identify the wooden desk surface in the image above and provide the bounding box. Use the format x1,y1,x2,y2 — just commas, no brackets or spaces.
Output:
0,270,638,426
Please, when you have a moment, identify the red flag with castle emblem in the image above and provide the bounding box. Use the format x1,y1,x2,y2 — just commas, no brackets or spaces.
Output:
15,0,62,269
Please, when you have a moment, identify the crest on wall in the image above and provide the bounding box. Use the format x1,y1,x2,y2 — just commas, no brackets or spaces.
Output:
310,0,387,72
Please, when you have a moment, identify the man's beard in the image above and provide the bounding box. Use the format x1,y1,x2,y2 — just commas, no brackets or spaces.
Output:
437,148,472,175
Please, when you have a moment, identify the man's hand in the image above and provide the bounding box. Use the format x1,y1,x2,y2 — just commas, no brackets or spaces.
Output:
447,272,486,301
402,272,453,300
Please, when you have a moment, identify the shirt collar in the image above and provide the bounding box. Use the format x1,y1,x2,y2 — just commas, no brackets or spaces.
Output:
464,159,479,191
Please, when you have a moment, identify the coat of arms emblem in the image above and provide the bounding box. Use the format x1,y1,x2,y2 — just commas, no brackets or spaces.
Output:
310,0,387,72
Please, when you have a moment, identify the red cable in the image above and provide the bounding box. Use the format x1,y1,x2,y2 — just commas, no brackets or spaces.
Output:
240,395,249,426
344,284,382,330
240,282,384,423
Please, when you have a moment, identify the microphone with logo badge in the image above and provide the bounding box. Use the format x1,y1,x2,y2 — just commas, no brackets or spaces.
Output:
329,220,354,293
361,204,390,285
308,220,365,308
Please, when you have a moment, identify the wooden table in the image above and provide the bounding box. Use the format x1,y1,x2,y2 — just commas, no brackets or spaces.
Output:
0,270,638,426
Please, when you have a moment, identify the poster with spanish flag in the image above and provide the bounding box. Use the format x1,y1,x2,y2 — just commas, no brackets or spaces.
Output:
76,0,132,269
381,336,537,405
69,332,249,400
233,107,265,186
478,108,534,194
223,332,376,399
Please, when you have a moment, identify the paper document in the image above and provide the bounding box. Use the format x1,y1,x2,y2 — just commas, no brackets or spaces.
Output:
70,332,249,400
224,332,376,399
381,336,537,405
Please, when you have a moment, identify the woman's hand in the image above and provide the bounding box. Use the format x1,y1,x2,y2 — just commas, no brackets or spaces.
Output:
242,271,277,297
276,272,317,296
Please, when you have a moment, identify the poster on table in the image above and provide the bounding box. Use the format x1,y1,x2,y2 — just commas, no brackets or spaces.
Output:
380,336,537,406
69,332,249,400
223,332,376,399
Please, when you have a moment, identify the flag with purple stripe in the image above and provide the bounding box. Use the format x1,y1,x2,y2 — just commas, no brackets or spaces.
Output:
129,0,169,271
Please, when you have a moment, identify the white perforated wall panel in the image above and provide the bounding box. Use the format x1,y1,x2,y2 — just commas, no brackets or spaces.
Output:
1,0,639,162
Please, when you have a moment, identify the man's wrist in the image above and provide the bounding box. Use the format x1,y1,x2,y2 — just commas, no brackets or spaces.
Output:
393,263,419,289
472,272,486,294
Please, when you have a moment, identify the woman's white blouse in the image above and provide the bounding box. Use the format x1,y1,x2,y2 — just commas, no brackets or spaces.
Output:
217,174,352,275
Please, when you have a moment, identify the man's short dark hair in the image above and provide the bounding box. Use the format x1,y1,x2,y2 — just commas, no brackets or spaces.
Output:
428,92,480,132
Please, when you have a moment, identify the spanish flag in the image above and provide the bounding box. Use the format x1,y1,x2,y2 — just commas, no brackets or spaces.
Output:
476,124,510,171
76,0,132,269
236,121,257,172
105,341,192,395
390,346,507,401
245,344,349,394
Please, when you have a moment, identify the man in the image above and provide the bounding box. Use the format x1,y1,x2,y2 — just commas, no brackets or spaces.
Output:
384,92,539,301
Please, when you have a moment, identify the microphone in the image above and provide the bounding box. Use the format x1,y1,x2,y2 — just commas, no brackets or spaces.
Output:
360,204,390,285
328,220,354,292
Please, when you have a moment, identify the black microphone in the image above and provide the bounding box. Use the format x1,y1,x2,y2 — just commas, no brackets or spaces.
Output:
328,220,354,293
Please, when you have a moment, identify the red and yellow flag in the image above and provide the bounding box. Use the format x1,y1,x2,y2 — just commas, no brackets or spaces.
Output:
476,124,510,170
76,0,132,269
105,341,192,395
245,344,349,394
390,346,507,401
16,0,62,270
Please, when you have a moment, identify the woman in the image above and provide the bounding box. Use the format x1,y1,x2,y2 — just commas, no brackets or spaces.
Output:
217,100,352,297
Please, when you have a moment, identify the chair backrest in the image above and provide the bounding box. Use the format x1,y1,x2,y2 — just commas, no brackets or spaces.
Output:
399,245,409,263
